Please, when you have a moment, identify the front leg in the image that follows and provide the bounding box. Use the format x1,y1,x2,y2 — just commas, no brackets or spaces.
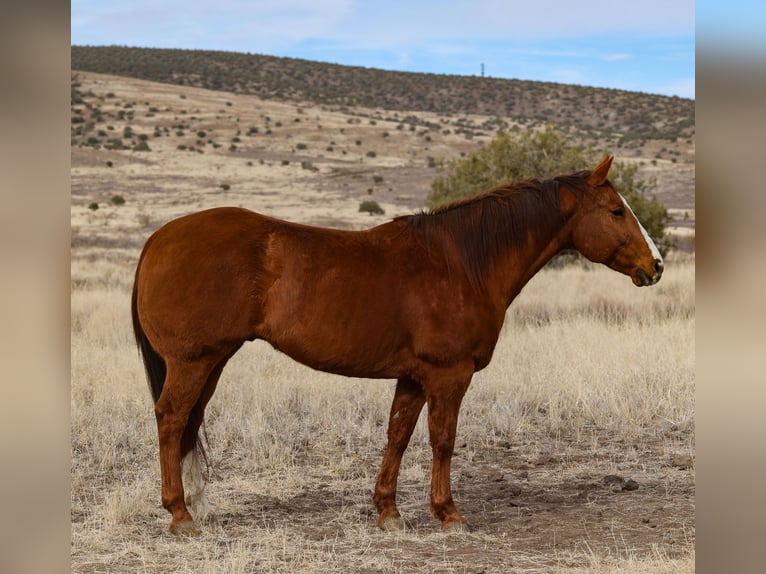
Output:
423,366,473,530
373,376,426,530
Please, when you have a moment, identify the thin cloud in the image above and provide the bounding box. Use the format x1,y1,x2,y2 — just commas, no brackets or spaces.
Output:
70,0,694,98
603,53,632,62
72,0,694,49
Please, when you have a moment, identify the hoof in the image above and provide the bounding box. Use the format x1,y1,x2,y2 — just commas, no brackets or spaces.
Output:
442,521,471,534
378,516,406,532
170,519,201,537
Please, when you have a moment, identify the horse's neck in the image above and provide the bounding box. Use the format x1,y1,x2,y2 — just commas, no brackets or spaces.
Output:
491,214,574,308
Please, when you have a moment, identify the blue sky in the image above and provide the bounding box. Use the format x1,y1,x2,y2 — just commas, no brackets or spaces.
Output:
71,0,695,99
697,0,766,54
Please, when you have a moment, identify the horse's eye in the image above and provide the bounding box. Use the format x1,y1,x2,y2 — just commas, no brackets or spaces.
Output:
611,207,625,217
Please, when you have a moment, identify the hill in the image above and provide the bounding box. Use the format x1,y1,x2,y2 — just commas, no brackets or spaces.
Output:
72,46,694,144
70,50,694,252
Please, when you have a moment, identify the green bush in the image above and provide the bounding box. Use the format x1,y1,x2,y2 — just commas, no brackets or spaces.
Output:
426,123,669,254
426,123,590,208
359,200,385,215
609,161,671,255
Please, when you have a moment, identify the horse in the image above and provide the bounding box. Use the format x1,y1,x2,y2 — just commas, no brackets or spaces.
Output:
131,155,664,535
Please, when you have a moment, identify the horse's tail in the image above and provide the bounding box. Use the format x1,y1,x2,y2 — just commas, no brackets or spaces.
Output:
131,255,166,404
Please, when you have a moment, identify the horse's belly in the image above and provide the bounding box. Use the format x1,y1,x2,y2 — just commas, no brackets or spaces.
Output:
266,331,408,379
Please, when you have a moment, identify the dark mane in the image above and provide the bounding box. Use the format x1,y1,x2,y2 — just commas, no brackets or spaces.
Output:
397,171,591,291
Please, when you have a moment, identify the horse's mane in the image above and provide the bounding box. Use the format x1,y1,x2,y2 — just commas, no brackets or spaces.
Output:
397,171,591,291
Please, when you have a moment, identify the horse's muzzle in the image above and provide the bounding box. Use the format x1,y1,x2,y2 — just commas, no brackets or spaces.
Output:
635,260,663,286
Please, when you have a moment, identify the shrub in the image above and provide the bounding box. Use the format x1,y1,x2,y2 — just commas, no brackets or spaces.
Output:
609,161,671,255
111,195,125,205
106,139,128,150
359,200,385,215
426,123,669,253
427,123,588,207
88,202,99,211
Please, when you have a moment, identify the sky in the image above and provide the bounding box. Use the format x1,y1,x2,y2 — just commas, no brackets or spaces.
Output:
71,0,695,99
697,0,766,55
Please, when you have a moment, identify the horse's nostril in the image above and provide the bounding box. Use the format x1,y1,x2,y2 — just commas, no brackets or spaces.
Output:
654,260,664,274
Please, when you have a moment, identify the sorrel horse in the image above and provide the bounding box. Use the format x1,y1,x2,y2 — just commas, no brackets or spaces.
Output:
132,155,663,534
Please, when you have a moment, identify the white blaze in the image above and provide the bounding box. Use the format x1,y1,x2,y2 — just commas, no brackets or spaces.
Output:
620,194,663,263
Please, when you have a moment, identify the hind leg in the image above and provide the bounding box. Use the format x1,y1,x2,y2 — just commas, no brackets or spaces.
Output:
179,354,233,522
155,357,222,534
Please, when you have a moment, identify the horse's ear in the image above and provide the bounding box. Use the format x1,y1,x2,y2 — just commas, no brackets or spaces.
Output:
587,155,613,186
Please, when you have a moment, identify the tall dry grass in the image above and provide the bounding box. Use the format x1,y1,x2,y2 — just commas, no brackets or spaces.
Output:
71,252,694,573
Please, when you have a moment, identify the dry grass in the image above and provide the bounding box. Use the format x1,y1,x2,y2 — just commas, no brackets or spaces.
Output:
71,71,694,572
71,252,694,573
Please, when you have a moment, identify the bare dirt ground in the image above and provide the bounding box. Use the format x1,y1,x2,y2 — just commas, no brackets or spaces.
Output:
71,72,694,572
196,427,694,571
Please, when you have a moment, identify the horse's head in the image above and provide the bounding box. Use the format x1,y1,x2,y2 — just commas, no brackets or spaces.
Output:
564,155,664,286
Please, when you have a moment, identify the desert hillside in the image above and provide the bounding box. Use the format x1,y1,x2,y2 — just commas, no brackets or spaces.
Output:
72,46,694,142
71,54,694,253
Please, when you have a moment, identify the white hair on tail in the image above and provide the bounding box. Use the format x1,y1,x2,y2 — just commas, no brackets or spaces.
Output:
182,448,211,522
